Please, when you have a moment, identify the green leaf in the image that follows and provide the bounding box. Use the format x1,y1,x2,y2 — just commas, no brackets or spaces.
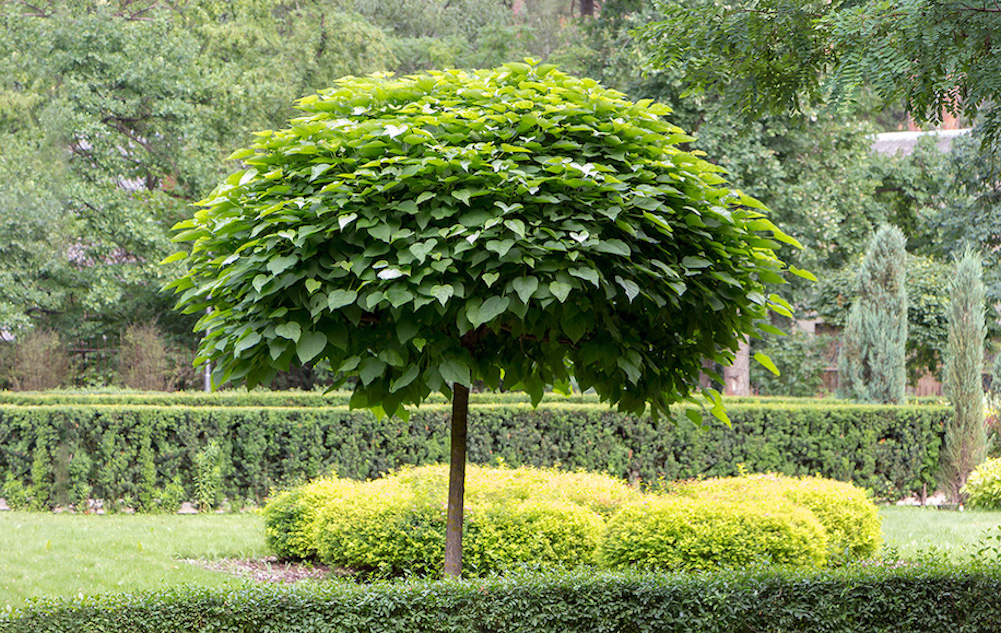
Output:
439,359,471,386
409,240,436,263
390,365,420,393
504,219,526,238
569,267,600,286
338,213,358,230
234,331,262,354
615,276,640,302
594,239,630,257
512,276,539,303
486,239,515,257
467,296,510,327
328,289,358,310
754,351,781,376
431,284,454,305
482,272,500,287
549,280,573,303
274,322,302,342
685,408,703,426
452,189,472,205
267,255,298,276
790,266,817,282
682,256,712,269
297,330,327,363
358,357,387,386
305,279,322,294
252,275,269,293
159,251,188,265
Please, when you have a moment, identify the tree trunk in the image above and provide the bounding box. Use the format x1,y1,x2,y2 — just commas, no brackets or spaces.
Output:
444,382,470,577
724,334,751,396
580,0,595,16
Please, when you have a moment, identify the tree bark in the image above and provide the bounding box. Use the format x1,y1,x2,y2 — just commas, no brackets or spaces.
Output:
443,382,470,577
580,0,595,16
724,334,751,396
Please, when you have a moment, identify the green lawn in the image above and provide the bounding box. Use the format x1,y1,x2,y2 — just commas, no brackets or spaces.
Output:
0,512,267,609
4,505,1001,610
879,505,1001,563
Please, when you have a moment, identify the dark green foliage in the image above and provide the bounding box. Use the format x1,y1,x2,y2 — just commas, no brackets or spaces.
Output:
811,253,951,382
750,330,831,396
6,566,1001,632
0,401,948,506
941,250,988,502
168,61,802,421
839,225,908,403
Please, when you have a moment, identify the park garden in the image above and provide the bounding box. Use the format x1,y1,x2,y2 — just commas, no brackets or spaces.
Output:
5,0,1001,631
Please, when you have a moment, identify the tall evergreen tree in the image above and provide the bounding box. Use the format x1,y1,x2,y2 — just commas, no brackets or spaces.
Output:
941,249,987,503
838,225,908,403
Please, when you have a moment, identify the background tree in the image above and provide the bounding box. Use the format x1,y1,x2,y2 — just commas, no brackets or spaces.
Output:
168,62,801,575
941,249,988,503
838,225,908,403
638,0,1001,149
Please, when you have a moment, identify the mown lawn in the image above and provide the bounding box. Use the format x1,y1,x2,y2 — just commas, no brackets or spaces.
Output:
0,512,267,610
3,505,1001,610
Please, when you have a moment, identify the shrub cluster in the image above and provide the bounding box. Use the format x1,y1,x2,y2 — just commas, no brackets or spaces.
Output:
0,400,947,509
265,465,636,576
267,467,878,574
5,566,1001,633
670,474,883,563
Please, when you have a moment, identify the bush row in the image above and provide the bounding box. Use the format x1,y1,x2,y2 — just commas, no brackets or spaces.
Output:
266,466,881,575
3,566,1001,633
0,390,949,407
0,402,948,509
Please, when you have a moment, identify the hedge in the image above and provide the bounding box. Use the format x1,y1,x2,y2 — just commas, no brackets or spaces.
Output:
3,566,1001,632
0,401,947,508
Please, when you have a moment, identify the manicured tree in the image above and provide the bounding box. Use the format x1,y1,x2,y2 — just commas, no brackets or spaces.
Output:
839,225,907,404
166,62,802,576
941,248,987,503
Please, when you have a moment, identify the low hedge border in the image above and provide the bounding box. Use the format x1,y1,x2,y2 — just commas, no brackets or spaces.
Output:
0,401,948,507
3,565,1000,632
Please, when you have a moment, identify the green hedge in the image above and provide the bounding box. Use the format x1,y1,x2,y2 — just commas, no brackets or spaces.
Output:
3,566,1001,632
0,401,947,508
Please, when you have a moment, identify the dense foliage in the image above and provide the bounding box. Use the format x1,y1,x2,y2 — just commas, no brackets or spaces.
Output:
671,474,882,563
6,566,1001,632
265,465,634,575
168,61,803,421
0,401,948,509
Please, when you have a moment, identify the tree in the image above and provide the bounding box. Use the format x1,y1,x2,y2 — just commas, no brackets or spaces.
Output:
638,0,1001,149
167,62,802,575
0,1,395,352
838,225,908,403
941,249,988,503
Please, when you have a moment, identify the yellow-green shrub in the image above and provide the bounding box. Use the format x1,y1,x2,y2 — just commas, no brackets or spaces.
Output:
598,496,829,570
672,474,882,562
266,464,631,575
962,457,1001,509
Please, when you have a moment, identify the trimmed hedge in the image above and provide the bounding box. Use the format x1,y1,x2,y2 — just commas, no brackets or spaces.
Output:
0,401,948,508
4,566,1001,632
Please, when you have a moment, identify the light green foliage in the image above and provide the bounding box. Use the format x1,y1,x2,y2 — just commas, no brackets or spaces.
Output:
962,457,1001,510
268,465,626,575
839,225,908,403
942,250,988,502
598,495,829,570
168,62,801,420
673,474,882,563
639,0,1001,151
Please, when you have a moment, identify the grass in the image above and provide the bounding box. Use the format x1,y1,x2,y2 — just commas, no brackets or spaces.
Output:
879,505,1001,563
0,512,267,610
3,505,1001,610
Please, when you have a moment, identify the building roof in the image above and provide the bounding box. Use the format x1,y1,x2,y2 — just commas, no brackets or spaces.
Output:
871,128,971,156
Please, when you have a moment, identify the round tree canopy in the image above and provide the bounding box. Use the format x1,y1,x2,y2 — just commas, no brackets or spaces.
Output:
167,61,804,420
